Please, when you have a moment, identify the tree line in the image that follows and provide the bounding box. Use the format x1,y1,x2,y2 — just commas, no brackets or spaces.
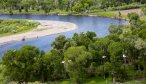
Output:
1,13,146,83
0,0,146,13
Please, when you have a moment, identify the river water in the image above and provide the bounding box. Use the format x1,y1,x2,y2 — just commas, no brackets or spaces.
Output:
0,14,127,57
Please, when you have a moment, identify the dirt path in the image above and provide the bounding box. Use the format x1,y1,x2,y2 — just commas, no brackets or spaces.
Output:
114,8,142,15
0,20,78,44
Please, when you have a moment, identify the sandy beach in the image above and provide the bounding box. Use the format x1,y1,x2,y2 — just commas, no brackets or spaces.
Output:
0,20,78,44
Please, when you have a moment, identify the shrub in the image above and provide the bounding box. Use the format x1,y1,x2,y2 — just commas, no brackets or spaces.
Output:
108,25,123,34
89,81,96,84
142,7,146,15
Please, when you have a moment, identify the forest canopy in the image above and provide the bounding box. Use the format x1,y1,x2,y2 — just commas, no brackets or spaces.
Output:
0,0,146,14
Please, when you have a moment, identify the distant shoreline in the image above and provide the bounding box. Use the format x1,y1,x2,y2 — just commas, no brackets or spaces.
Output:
0,10,126,20
0,20,78,44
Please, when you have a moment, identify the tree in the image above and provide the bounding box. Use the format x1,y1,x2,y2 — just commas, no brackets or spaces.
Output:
20,0,36,12
72,32,92,48
95,62,112,78
72,4,83,12
134,39,146,71
106,34,121,42
63,38,77,51
40,0,54,13
4,0,21,14
52,35,67,51
42,49,66,81
128,13,140,21
128,13,142,30
138,29,146,40
88,38,111,64
2,45,44,83
108,42,127,82
64,46,92,83
108,25,123,34
86,31,96,41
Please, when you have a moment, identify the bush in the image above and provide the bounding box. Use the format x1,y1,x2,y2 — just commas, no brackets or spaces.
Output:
89,81,96,84
142,7,146,15
108,25,123,34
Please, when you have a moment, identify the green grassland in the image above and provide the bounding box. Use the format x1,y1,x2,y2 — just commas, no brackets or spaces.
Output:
0,19,39,36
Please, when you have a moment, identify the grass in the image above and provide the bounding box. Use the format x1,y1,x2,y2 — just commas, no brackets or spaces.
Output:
84,77,112,84
7,77,144,84
0,8,146,21
0,9,70,15
10,77,144,84
0,9,119,18
11,78,112,84
0,10,45,15
0,19,39,36
95,11,119,18
0,9,139,20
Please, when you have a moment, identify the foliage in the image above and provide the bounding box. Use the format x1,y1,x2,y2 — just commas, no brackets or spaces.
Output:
142,7,146,15
1,13,146,83
108,25,123,34
0,0,146,14
64,46,92,83
42,49,66,81
2,45,45,82
128,12,142,30
52,35,67,50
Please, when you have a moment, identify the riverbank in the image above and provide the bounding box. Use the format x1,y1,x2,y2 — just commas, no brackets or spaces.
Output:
1,8,146,19
0,9,122,19
0,9,145,44
0,20,78,44
114,8,146,21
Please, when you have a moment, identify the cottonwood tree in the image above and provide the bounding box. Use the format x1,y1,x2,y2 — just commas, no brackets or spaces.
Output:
51,35,67,51
108,42,127,82
64,46,92,83
2,45,44,83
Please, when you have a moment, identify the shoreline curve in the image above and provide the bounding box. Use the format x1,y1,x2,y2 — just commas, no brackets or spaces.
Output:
0,20,78,44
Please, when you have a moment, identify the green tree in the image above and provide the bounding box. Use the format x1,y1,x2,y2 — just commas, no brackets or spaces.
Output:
138,29,146,40
89,38,111,62
2,45,44,83
63,38,77,51
86,31,96,41
40,0,54,13
108,25,123,34
72,4,83,12
64,46,92,83
52,35,67,51
72,32,92,48
21,0,35,12
42,49,66,81
108,42,127,82
128,13,142,30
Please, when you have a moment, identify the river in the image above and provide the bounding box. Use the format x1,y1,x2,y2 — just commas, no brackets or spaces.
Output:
0,14,127,57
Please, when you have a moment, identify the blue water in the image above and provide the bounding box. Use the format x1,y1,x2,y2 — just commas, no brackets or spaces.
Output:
0,14,127,57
